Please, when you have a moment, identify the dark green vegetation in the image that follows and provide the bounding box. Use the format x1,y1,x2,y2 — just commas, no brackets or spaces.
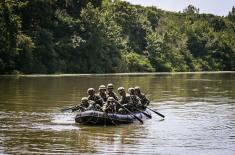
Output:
0,0,235,74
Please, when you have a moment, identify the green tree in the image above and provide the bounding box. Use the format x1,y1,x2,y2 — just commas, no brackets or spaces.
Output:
0,0,21,74
74,3,124,73
183,5,199,14
228,6,235,22
121,52,154,72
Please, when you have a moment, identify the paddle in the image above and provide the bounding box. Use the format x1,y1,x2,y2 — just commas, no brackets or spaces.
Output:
146,107,165,118
116,102,143,124
133,107,152,119
60,106,75,112
60,105,85,112
141,90,165,118
102,109,117,126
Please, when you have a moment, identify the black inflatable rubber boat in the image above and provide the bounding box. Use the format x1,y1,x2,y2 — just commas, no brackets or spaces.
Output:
75,109,151,125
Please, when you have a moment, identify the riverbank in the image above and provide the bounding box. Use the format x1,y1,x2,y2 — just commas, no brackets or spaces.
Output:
1,71,235,77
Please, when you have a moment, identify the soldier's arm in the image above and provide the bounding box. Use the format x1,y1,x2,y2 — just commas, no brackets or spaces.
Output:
142,95,150,106
127,96,133,105
95,95,104,106
114,92,119,100
72,103,86,112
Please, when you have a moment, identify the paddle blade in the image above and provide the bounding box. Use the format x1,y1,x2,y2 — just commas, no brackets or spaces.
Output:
147,107,165,118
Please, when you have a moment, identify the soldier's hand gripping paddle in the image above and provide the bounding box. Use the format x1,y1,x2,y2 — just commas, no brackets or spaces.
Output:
60,106,75,112
143,91,165,118
60,105,85,112
117,102,143,124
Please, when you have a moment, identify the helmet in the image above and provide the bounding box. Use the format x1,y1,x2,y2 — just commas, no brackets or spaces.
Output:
81,97,88,103
107,83,114,89
99,85,106,90
134,86,140,90
128,87,135,94
87,88,95,94
117,87,125,92
107,97,115,102
88,100,96,105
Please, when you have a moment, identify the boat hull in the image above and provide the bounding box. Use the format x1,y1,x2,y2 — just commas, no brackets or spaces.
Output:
75,109,151,125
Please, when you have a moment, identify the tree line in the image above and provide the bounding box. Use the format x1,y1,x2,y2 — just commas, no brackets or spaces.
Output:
0,0,235,74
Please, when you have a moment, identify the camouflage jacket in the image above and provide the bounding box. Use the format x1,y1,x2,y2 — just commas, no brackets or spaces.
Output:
88,94,104,107
107,91,119,101
136,93,150,106
130,95,142,107
119,94,133,105
99,92,109,102
103,101,118,113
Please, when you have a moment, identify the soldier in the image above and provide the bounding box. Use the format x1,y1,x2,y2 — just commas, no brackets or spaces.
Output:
106,83,119,101
128,87,142,110
80,97,90,108
98,85,108,102
117,87,133,114
103,97,118,113
87,88,104,107
72,97,89,112
87,100,102,111
134,86,150,107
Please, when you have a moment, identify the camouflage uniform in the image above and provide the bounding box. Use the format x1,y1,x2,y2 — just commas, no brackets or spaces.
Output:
87,88,104,108
98,85,108,102
72,97,89,112
128,87,142,111
87,100,102,111
117,87,133,114
107,83,119,101
103,97,118,113
80,97,90,108
134,86,150,107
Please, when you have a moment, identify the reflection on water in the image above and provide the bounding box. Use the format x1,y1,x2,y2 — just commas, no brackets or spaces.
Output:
0,72,235,154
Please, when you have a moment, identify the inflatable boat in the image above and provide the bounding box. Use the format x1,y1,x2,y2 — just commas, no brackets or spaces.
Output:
75,109,151,125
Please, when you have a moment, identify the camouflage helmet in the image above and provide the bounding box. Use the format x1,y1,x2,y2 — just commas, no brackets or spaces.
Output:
107,83,114,89
134,86,140,91
107,97,115,102
88,100,96,105
87,88,95,94
117,87,125,92
99,85,106,90
128,87,135,94
81,97,88,103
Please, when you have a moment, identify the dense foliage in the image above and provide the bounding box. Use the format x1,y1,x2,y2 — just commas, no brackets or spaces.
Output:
0,0,235,74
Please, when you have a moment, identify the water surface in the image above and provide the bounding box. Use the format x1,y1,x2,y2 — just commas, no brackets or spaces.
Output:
0,72,235,154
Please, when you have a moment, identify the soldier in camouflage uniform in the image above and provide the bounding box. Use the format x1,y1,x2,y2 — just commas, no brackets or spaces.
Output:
80,97,90,108
128,87,142,111
103,97,118,113
134,86,150,107
117,87,133,114
106,83,119,101
98,85,108,102
87,88,104,109
72,97,90,112
87,100,102,111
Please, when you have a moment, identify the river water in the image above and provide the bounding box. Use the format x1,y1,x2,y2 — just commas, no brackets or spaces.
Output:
0,72,235,154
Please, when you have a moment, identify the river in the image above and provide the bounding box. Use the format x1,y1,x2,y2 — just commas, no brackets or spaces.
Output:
0,72,235,154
